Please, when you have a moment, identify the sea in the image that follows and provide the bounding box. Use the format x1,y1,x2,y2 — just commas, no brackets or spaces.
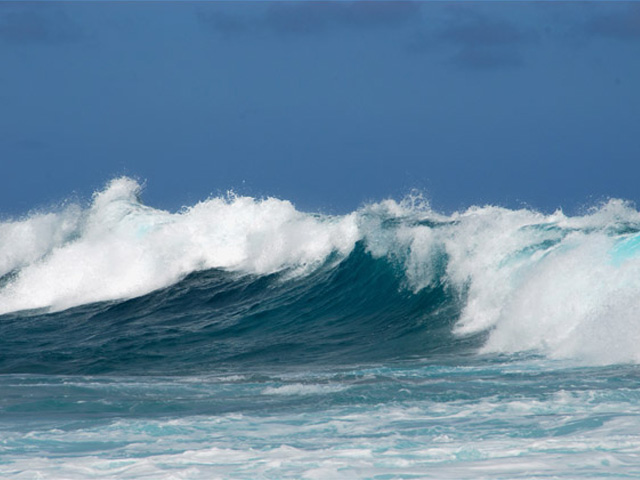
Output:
1,177,640,479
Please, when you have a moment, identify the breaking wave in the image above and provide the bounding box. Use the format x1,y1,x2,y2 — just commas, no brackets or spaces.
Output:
2,177,640,369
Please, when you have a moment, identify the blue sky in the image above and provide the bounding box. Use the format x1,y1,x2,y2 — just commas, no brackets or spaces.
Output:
1,1,639,216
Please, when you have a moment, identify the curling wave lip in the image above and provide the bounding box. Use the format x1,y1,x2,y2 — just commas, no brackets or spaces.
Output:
2,178,640,365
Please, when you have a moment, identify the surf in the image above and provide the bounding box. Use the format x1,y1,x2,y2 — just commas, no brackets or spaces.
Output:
2,177,640,367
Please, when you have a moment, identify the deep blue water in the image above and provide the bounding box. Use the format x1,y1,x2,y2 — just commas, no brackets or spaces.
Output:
0,244,465,375
2,178,640,478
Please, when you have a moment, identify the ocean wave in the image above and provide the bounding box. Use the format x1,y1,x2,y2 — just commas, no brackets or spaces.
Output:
0,177,359,314
2,177,640,366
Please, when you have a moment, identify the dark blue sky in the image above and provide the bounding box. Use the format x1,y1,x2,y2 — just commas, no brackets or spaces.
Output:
1,1,639,216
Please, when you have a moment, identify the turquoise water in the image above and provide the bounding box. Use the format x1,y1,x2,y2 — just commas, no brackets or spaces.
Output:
2,361,640,479
2,178,640,478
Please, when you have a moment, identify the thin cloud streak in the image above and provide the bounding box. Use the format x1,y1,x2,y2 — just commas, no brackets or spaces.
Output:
197,1,421,37
0,4,83,45
584,4,640,41
409,5,538,70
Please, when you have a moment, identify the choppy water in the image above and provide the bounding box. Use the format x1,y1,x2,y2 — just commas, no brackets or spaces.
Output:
2,178,640,478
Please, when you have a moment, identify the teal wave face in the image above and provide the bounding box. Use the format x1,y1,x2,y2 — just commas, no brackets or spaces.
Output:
4,178,640,368
4,181,640,480
610,233,640,266
0,244,472,375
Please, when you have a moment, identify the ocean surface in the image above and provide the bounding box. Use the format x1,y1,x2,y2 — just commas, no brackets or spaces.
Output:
2,178,640,479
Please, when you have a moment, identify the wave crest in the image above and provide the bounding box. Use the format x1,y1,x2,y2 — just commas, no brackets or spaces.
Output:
0,177,359,314
3,178,640,365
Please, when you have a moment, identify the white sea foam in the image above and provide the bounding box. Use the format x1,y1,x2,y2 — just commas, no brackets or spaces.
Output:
442,202,640,365
0,177,359,314
2,391,639,480
0,207,81,277
3,178,640,364
262,383,348,396
357,197,640,365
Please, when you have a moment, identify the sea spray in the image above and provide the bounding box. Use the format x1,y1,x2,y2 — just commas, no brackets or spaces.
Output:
3,179,640,479
0,177,359,314
2,178,640,364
